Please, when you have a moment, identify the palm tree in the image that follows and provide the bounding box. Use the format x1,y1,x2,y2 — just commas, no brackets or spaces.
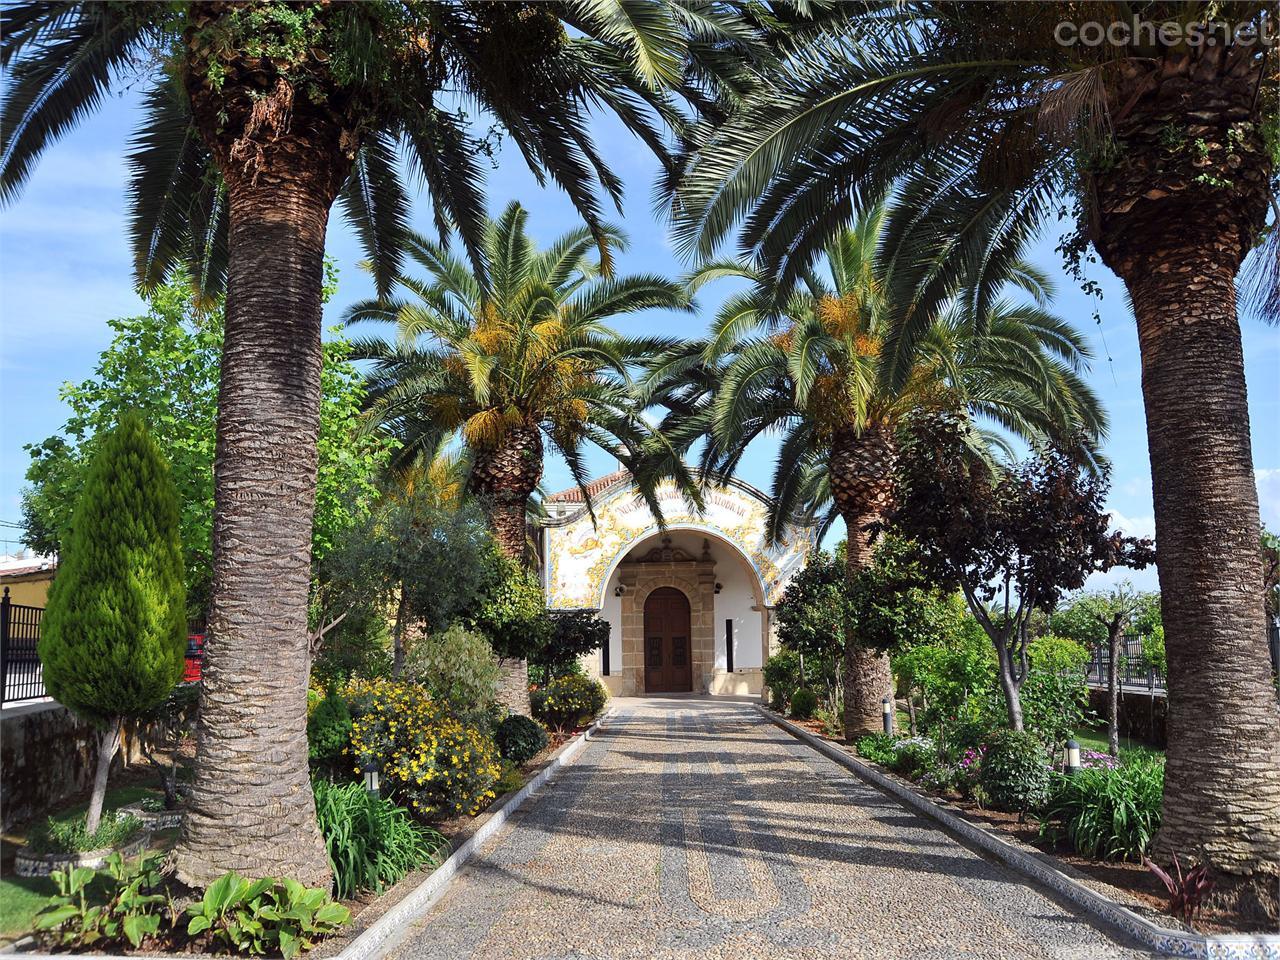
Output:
645,208,1105,735
346,203,693,707
666,2,1280,889
2,0,754,887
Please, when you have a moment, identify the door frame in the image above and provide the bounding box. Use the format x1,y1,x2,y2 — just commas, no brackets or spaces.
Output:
643,586,693,693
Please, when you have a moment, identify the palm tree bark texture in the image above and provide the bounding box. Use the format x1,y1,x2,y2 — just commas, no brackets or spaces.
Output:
170,3,357,888
469,423,544,716
829,424,896,738
1091,46,1280,895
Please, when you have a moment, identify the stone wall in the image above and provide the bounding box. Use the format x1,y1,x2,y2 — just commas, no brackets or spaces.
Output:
0,702,146,830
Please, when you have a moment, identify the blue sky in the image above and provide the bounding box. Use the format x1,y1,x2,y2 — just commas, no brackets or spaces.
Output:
2,89,1278,593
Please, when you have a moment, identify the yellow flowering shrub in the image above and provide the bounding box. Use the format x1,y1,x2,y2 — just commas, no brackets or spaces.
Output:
531,673,608,731
345,678,501,820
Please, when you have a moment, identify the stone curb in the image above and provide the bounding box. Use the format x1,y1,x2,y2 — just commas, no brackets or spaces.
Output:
3,709,614,960
758,705,1280,960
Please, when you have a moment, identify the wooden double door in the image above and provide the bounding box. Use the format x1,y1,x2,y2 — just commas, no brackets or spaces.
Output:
644,587,693,693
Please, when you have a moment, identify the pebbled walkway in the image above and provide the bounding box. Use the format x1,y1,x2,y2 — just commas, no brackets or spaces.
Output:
390,699,1150,960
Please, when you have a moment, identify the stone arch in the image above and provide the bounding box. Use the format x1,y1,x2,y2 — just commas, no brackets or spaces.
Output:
594,523,768,611
607,527,774,696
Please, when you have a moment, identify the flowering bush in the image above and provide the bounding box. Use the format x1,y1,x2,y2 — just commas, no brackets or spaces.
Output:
889,736,937,778
956,745,986,796
1079,749,1120,771
530,674,607,730
345,679,501,820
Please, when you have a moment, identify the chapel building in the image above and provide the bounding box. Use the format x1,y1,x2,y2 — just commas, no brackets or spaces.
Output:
539,471,815,697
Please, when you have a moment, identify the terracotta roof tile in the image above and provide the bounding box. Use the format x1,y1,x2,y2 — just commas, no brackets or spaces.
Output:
544,469,631,504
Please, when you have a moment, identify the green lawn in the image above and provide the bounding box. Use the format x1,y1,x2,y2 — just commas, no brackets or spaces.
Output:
0,875,55,939
1071,725,1163,760
42,785,161,829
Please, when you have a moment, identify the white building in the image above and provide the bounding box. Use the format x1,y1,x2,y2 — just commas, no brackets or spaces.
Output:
539,471,815,697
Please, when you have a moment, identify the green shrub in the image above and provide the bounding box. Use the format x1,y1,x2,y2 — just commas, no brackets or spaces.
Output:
1021,636,1090,752
789,687,818,720
34,853,166,950
185,873,350,959
531,674,607,730
979,730,1051,813
307,687,352,768
855,733,900,766
28,812,144,855
531,610,609,682
468,555,552,662
1037,754,1164,861
495,714,548,764
404,623,501,717
346,679,501,820
763,650,802,710
312,780,447,899
493,760,525,795
889,736,937,779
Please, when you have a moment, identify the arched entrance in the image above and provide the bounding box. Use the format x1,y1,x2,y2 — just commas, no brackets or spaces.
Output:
643,587,692,693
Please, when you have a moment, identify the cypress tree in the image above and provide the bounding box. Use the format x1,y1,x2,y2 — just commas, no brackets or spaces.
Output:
40,412,187,833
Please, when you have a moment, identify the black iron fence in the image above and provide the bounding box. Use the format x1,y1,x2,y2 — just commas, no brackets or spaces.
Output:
1,587,46,704
1086,622,1280,694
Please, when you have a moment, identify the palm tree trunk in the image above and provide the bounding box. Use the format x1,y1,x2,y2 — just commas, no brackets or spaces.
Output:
170,171,336,890
1090,47,1280,899
469,425,543,716
829,426,895,738
1127,260,1280,891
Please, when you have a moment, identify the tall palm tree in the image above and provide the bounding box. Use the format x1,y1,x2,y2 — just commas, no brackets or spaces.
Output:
645,208,1105,735
346,203,693,706
666,2,1280,890
1,0,755,886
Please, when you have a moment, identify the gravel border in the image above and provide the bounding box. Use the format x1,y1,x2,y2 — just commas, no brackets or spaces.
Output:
2,710,614,960
758,705,1280,960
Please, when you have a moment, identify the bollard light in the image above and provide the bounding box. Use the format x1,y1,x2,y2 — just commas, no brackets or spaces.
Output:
882,697,893,735
362,759,381,798
1065,739,1081,776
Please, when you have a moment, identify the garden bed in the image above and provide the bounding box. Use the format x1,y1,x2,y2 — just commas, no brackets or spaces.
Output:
780,710,1270,938
0,713,606,959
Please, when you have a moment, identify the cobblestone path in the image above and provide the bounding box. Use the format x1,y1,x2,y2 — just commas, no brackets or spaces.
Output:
391,699,1150,960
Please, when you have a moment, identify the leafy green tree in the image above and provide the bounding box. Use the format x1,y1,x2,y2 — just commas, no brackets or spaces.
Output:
21,281,390,623
1020,636,1090,759
1053,585,1163,755
668,1,1280,880
887,416,1154,735
314,496,498,679
39,414,187,834
2,0,754,885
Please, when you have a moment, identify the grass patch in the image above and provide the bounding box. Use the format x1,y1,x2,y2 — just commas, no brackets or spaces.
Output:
45,785,160,828
0,875,56,938
1071,726,1162,760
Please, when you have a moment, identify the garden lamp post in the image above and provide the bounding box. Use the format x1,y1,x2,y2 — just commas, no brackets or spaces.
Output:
882,697,893,735
1065,739,1082,776
362,759,381,798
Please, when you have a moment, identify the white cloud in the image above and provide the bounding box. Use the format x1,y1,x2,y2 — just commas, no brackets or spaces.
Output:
1257,468,1280,530
1107,508,1156,541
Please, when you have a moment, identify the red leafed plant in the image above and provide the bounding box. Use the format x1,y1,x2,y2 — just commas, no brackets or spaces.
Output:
1142,855,1215,926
